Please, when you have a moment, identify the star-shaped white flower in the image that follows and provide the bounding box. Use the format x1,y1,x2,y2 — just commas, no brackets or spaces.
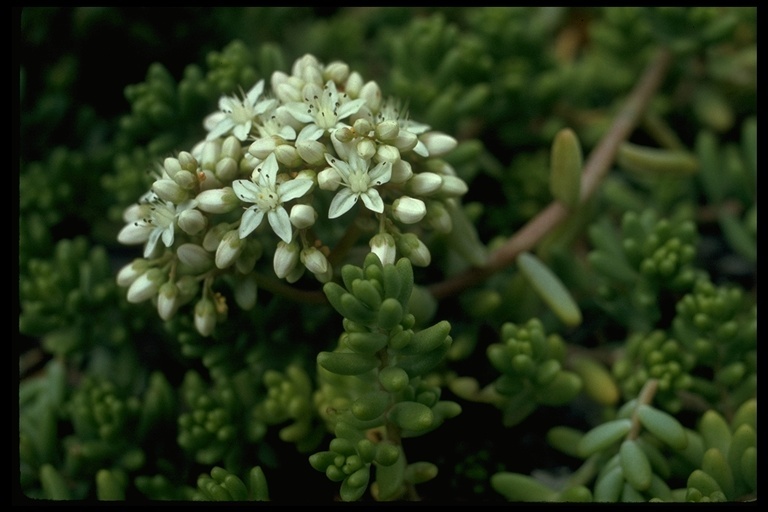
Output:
281,80,366,132
325,152,392,219
204,80,277,141
118,193,198,258
232,153,313,243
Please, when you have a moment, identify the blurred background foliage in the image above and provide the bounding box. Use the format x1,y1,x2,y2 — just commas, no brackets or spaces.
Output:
18,7,755,503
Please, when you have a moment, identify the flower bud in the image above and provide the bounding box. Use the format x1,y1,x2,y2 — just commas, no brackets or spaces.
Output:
178,151,198,172
318,167,341,191
177,208,207,236
390,160,413,184
290,204,318,229
296,139,327,165
345,71,364,98
194,297,217,337
324,61,350,84
375,120,400,142
235,238,263,274
172,169,198,191
197,170,223,192
369,233,397,265
300,247,328,274
360,81,382,112
353,118,374,137
157,281,181,321
439,175,469,197
163,157,182,179
177,243,214,273
203,223,231,251
221,135,243,160
233,273,258,311
376,144,401,164
215,157,238,182
334,126,356,143
117,220,150,246
249,137,277,159
196,187,239,214
127,268,165,303
215,230,243,269
357,139,376,160
201,139,222,171
116,258,150,287
397,233,431,267
394,130,418,152
176,275,199,303
420,132,458,157
274,240,300,279
407,172,443,195
152,179,188,204
426,201,453,233
392,197,427,224
275,144,302,168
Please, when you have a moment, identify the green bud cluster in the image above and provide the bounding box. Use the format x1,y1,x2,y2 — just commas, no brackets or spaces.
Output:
311,254,460,501
612,331,695,413
177,370,240,465
588,209,699,330
486,318,582,426
19,237,127,357
192,466,269,501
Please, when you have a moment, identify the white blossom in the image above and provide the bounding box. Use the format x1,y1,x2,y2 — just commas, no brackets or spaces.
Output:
204,80,277,141
325,152,392,219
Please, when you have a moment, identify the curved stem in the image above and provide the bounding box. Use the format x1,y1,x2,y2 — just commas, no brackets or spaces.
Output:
428,46,673,300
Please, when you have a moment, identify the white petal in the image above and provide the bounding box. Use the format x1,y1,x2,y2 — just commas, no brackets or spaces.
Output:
239,206,265,238
232,180,260,202
259,153,280,187
207,118,236,141
118,222,151,245
328,188,358,219
413,140,430,157
279,178,313,202
204,112,226,131
161,225,175,248
282,102,315,123
360,189,384,213
233,121,252,141
325,154,352,180
246,80,265,105
368,161,392,186
144,228,163,258
336,98,367,120
268,207,293,243
297,123,324,142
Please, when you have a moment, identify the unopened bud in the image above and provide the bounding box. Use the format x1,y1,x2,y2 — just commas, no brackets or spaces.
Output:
177,208,207,236
201,139,222,171
392,197,427,224
375,121,400,142
369,233,397,265
215,157,238,182
290,204,318,229
357,139,376,160
194,297,217,337
117,258,150,287
439,175,469,197
233,273,258,311
178,151,198,172
296,139,327,165
324,61,350,84
360,81,382,112
215,230,243,269
275,144,302,168
249,137,278,159
420,132,458,157
196,187,239,214
345,71,364,98
157,281,180,321
127,268,164,303
177,243,214,273
221,135,243,160
153,179,188,204
353,118,374,137
203,223,232,251
394,130,418,152
407,172,443,195
318,167,341,191
397,233,431,267
301,247,331,280
273,240,300,279
390,160,413,184
163,157,182,178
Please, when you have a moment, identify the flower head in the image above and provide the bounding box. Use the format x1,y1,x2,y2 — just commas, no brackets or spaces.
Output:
117,192,198,258
232,153,313,243
281,80,366,132
204,80,277,141
325,152,392,219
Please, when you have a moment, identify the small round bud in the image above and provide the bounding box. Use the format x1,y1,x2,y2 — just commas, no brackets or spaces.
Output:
360,81,382,112
324,61,350,84
177,151,198,172
117,259,150,287
201,139,222,171
375,121,400,141
390,160,413,184
152,179,188,204
397,233,431,267
196,187,239,214
127,268,164,303
334,126,356,143
215,230,243,269
296,139,327,165
275,144,302,168
394,131,418,152
357,139,376,160
249,137,277,160
194,297,217,337
215,157,238,182
439,175,469,197
177,243,214,273
345,71,364,98
163,157,182,178
290,204,318,229
273,240,300,279
369,233,397,265
221,135,243,160
318,167,341,191
203,222,231,251
376,144,401,164
177,208,207,236
353,118,374,137
407,172,443,195
392,197,427,224
171,170,198,190
420,132,458,157
157,281,180,321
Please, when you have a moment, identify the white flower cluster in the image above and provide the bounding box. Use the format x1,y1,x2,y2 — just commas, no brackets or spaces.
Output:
116,54,467,336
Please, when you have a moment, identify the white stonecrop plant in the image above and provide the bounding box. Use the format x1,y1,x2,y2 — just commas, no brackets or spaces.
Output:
116,53,467,336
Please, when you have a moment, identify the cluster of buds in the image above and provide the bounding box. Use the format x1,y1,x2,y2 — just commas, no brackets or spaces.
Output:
116,54,467,336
